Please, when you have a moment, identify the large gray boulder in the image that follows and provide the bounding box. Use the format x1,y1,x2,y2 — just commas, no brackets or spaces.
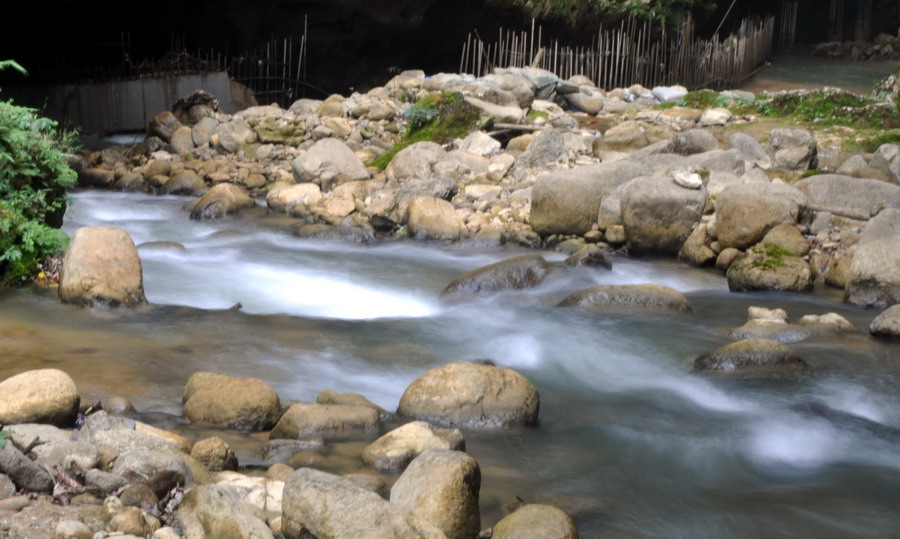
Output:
619,176,707,256
794,174,900,218
0,369,79,427
530,161,652,236
160,170,206,195
111,449,192,497
362,421,465,471
216,119,257,153
491,504,578,539
291,138,369,192
668,129,719,155
0,443,53,493
768,128,817,170
178,484,274,539
281,468,446,538
441,255,552,297
714,183,808,250
388,142,448,182
59,227,146,307
183,373,282,431
693,338,808,374
391,450,481,539
557,284,692,312
398,362,539,428
845,208,900,307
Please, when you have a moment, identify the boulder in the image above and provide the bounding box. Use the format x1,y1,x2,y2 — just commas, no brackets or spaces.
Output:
8,424,98,469
216,119,257,153
593,121,649,156
619,175,707,256
291,138,369,192
463,96,523,122
407,197,467,240
77,412,187,456
726,244,813,292
693,338,808,374
160,170,206,195
169,126,195,155
148,111,183,142
269,403,378,440
111,449,192,497
191,117,219,147
458,131,501,156
178,484,274,539
189,183,254,220
517,129,576,170
759,224,809,256
214,472,284,527
565,244,613,269
530,161,652,236
114,172,146,192
730,133,772,169
191,437,238,472
767,128,817,170
59,227,146,307
564,87,604,114
870,305,900,338
699,107,733,126
0,369,79,427
397,362,539,428
557,284,692,312
441,255,552,297
728,309,854,343
316,389,390,419
387,142,448,182
481,73,535,108
714,183,807,250
362,421,465,471
281,468,446,538
845,208,900,307
183,375,282,431
685,149,747,176
668,129,719,155
678,224,716,266
266,183,323,212
794,174,900,219
390,450,481,539
869,143,900,183
78,167,116,188
0,443,53,493
491,504,578,539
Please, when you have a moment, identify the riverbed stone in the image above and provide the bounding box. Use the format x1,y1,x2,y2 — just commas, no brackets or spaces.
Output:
59,226,146,307
557,284,692,312
845,208,900,307
693,338,808,374
620,175,707,256
869,143,900,183
530,160,652,236
291,138,369,192
730,133,772,169
387,142,447,183
491,504,578,539
565,244,613,269
179,484,274,539
767,128,818,170
726,245,813,292
0,443,53,493
189,183,254,220
266,183,323,212
714,183,807,250
362,421,465,471
110,449,192,497
593,121,649,156
269,403,378,440
407,197,467,240
441,254,552,297
679,224,716,266
281,468,445,539
77,168,116,188
398,361,539,428
870,305,900,338
668,129,719,155
160,169,206,195
794,174,900,219
191,117,218,147
390,449,480,539
0,369,79,427
169,126,195,155
826,252,853,289
183,375,282,431
217,119,257,153
148,111,183,142
759,224,809,256
191,437,238,472
316,389,390,419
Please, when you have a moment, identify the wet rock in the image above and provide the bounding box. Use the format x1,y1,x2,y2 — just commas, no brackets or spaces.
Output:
77,168,116,188
407,197,467,240
266,183,323,212
295,224,374,243
726,244,813,292
59,226,146,307
767,128,818,171
668,129,719,155
530,161,651,236
620,175,707,256
55,520,92,539
0,369,79,427
0,443,53,493
316,389,390,419
160,170,206,195
148,111,183,142
714,183,807,250
84,469,127,495
565,244,613,269
845,208,900,307
191,437,238,472
291,138,369,192
825,252,853,289
178,484,274,539
693,338,808,374
269,403,378,440
679,224,716,267
362,421,465,471
794,174,900,218
491,504,578,539
557,284,692,312
870,305,900,338
183,374,282,430
398,361,539,428
111,449,192,497
189,183,254,220
259,439,325,464
105,396,137,416
391,450,481,539
759,223,809,257
716,247,742,271
441,254,552,297
191,117,219,147
728,309,853,343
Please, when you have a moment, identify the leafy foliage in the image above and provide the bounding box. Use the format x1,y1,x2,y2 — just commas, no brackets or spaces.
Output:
0,61,77,285
510,0,716,30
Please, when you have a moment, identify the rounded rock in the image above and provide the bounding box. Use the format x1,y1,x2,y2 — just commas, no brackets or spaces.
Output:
183,376,282,431
0,369,79,427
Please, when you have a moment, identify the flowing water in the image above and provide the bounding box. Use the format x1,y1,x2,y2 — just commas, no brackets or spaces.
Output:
3,190,900,537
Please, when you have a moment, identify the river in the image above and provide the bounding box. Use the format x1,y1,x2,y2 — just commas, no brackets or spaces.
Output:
2,190,899,536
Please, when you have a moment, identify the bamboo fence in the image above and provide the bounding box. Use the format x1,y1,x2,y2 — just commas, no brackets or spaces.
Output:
460,15,775,91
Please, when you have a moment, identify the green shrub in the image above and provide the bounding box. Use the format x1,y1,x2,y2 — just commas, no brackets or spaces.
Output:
0,60,77,285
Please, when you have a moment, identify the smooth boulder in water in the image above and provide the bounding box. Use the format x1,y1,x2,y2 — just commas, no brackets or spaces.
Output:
693,338,808,374
362,421,465,471
845,208,900,307
59,226,146,307
182,373,282,431
398,361,540,428
189,183,254,220
0,369,79,427
441,254,552,297
557,284,692,312
870,304,900,338
491,504,579,539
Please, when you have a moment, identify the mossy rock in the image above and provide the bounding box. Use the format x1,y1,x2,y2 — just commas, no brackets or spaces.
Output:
251,117,307,146
726,243,813,292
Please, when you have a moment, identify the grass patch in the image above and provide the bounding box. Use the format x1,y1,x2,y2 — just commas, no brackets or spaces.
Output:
856,129,900,153
371,93,486,170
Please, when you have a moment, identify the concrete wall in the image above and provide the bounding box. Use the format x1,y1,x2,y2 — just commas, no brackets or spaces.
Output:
4,72,256,134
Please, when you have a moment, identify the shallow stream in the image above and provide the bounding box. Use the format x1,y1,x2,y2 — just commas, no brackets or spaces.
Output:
2,191,899,537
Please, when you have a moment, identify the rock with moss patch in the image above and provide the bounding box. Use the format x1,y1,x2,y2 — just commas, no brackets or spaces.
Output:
693,338,808,374
726,243,813,292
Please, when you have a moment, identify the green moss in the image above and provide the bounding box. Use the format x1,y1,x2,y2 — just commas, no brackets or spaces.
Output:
750,242,796,270
527,109,549,119
799,169,826,179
